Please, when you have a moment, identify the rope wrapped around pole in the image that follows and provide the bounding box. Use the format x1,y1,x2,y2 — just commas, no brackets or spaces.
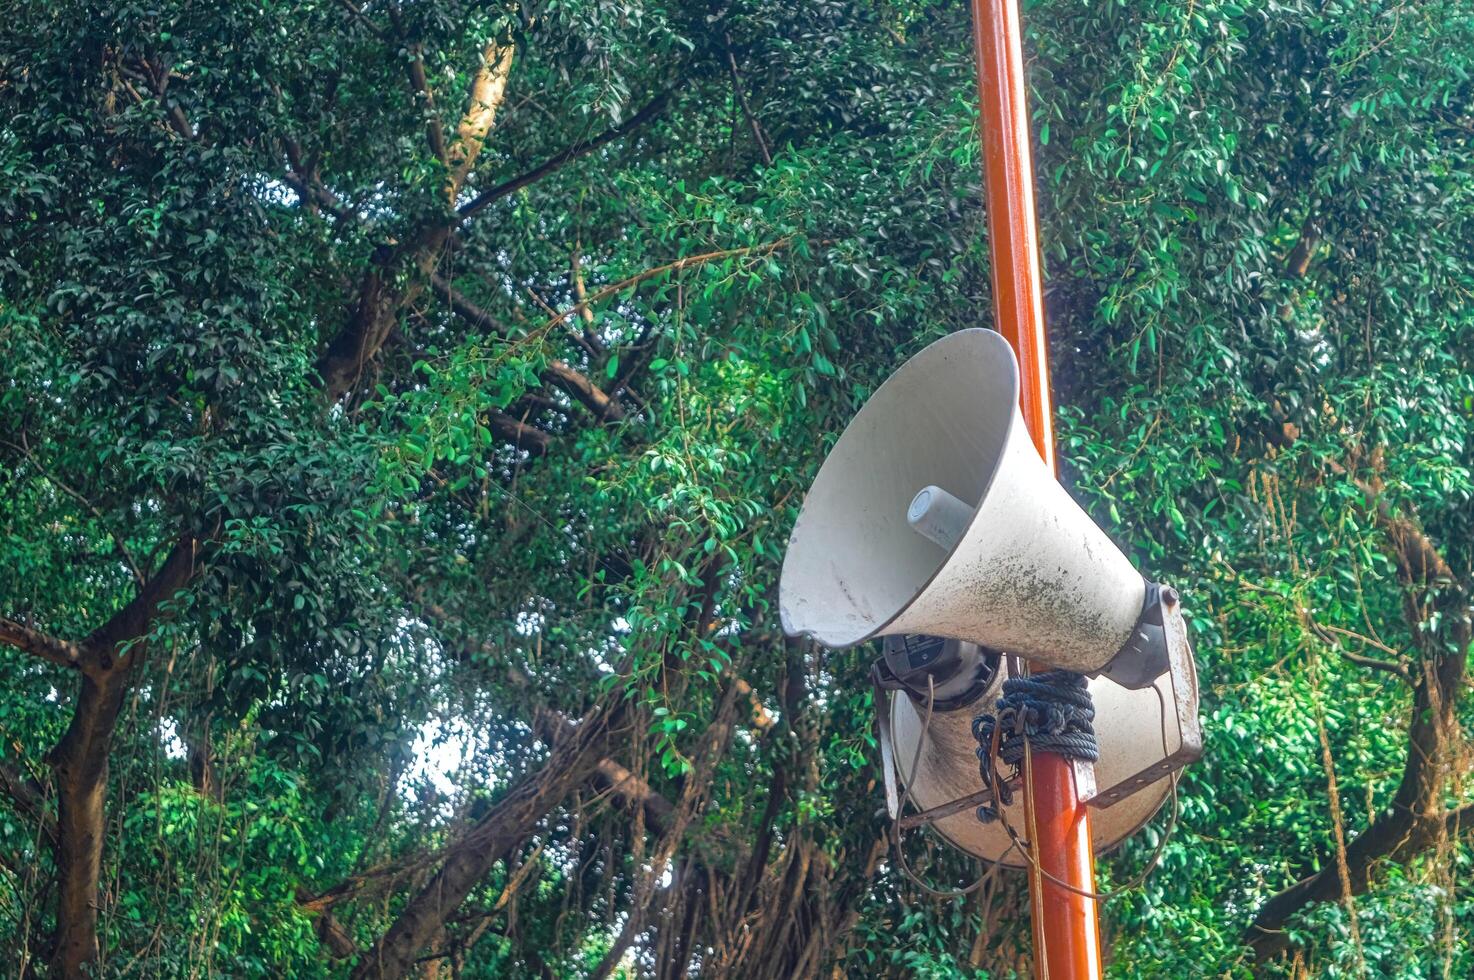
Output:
972,671,1098,824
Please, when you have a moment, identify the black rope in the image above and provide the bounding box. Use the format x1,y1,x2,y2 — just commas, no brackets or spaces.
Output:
971,670,1098,824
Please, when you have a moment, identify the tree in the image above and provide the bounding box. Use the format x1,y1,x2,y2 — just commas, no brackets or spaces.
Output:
3,0,1474,977
1030,0,1474,973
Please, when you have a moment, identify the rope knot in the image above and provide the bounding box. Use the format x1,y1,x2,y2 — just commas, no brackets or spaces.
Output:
971,670,1099,824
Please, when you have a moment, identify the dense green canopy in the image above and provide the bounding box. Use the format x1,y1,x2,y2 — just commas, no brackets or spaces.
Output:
3,0,1473,976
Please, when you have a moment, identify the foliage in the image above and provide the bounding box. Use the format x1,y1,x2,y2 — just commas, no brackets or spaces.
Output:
2,0,1474,977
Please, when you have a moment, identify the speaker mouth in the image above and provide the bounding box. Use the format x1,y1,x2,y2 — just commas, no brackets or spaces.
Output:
779,329,1022,649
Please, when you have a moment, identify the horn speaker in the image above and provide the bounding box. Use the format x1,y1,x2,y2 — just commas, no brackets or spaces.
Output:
778,328,1202,861
780,328,1150,680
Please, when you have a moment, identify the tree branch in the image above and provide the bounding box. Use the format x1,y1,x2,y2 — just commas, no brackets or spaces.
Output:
1379,506,1456,586
1248,624,1472,960
1446,802,1474,836
145,56,195,141
570,244,604,354
336,0,387,39
427,273,508,334
1171,450,1467,967
0,436,143,586
1300,614,1414,686
317,36,520,403
296,886,361,958
457,91,671,221
1284,214,1321,278
318,252,400,404
0,617,84,670
446,41,516,197
85,534,198,670
590,756,676,837
541,361,626,423
535,239,790,336
498,664,674,834
485,411,552,457
725,39,772,166
283,137,353,221
112,53,195,140
411,605,681,836
350,703,615,979
589,676,743,980
1338,648,1413,684
432,275,626,423
302,853,437,913
1251,455,1471,959
1326,452,1458,588
405,44,450,168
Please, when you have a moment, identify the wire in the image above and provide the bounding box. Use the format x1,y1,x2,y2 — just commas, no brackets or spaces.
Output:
890,675,1016,898
983,679,1182,902
889,669,1182,905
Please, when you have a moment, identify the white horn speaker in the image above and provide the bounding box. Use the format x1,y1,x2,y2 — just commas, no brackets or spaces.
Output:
889,649,1198,863
779,327,1203,865
780,327,1146,676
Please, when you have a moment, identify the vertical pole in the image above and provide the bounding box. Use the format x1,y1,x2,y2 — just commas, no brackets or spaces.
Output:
968,1,1104,978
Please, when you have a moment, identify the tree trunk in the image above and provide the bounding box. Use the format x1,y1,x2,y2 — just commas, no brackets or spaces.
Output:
351,711,614,980
47,666,129,978
1248,629,1470,959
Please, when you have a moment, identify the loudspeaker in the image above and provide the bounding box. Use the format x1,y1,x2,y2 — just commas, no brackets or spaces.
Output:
780,328,1148,677
888,651,1197,863
778,328,1203,863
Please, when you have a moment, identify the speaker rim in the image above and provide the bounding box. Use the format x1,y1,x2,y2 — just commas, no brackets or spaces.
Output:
779,327,1023,648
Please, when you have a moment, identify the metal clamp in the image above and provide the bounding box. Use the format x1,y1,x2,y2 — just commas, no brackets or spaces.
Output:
1088,594,1202,809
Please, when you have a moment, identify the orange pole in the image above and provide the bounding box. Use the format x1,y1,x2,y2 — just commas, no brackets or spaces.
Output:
968,0,1104,978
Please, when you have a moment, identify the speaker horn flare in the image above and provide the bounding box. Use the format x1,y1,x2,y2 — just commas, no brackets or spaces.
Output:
780,328,1147,676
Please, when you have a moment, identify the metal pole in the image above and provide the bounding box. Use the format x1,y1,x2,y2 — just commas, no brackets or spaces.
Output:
968,0,1104,977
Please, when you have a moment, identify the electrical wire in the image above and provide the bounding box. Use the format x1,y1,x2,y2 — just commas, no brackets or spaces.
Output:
890,675,1017,898
982,679,1182,902
890,671,1182,904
